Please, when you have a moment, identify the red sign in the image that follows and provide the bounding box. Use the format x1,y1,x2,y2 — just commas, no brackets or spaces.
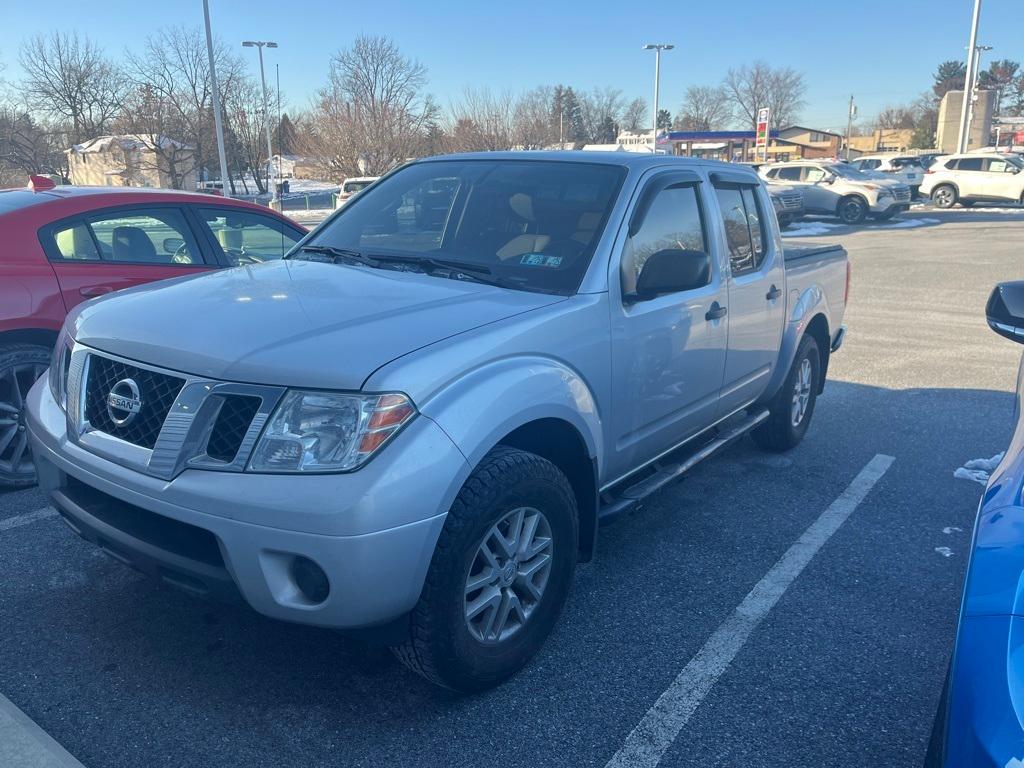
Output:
1015,130,1024,145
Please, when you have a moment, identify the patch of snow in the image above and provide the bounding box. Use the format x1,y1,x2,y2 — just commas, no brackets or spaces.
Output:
782,221,843,237
934,547,954,558
876,217,941,229
965,452,1005,472
954,467,991,485
953,452,1003,486
942,526,963,534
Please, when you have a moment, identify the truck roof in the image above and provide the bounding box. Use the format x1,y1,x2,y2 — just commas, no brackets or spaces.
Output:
417,150,753,174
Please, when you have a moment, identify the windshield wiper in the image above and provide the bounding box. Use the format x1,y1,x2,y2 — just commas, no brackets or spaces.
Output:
291,245,381,268
363,253,509,288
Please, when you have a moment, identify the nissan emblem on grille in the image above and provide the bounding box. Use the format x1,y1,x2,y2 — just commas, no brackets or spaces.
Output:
106,378,143,426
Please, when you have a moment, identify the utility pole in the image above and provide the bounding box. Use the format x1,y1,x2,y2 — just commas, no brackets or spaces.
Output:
643,44,674,153
965,44,993,149
203,0,231,198
956,0,982,153
845,96,856,160
242,40,278,201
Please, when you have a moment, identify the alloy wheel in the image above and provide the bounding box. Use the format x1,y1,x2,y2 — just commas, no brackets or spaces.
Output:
0,362,46,479
791,357,812,427
464,506,553,644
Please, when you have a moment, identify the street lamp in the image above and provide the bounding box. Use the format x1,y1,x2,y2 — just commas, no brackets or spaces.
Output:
242,40,278,202
965,43,993,148
643,43,674,153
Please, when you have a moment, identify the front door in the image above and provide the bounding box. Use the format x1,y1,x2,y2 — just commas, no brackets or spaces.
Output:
800,165,838,213
982,157,1023,201
711,178,787,414
608,171,728,482
41,205,211,313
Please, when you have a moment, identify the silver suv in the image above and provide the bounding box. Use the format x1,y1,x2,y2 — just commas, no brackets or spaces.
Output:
761,160,911,224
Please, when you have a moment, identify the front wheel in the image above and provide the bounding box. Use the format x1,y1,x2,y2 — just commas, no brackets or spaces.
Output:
837,196,867,224
392,446,578,691
752,335,821,452
0,344,51,488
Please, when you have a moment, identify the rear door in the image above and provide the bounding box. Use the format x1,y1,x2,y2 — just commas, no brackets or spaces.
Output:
711,174,786,414
953,156,985,197
40,205,212,312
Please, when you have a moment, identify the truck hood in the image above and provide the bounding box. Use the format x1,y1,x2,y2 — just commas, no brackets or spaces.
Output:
69,259,564,390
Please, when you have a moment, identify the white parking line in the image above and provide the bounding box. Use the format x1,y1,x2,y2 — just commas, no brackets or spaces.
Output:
0,692,86,767
0,507,58,532
604,453,895,768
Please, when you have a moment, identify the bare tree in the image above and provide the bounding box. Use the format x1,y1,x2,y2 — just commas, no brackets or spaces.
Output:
445,87,515,152
223,77,271,193
19,32,127,145
674,85,732,131
723,61,806,129
622,97,647,132
577,87,625,144
125,26,246,183
114,85,197,189
0,106,67,180
512,86,557,149
303,35,437,179
873,104,917,130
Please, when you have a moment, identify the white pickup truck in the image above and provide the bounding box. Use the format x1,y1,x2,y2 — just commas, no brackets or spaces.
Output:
28,152,849,690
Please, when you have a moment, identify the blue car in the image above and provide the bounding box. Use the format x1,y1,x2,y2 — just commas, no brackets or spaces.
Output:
928,281,1024,766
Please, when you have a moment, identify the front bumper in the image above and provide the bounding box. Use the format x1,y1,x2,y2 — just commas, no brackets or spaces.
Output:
27,376,470,629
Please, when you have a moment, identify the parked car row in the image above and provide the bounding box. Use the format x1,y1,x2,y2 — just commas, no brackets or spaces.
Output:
16,153,849,692
920,152,1024,208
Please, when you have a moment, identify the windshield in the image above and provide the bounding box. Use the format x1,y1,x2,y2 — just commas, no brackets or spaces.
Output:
307,159,626,295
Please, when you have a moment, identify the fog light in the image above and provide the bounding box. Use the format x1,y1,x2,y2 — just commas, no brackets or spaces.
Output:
291,556,330,604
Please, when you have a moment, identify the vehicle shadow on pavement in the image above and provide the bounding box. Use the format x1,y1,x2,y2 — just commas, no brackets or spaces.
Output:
0,381,1014,768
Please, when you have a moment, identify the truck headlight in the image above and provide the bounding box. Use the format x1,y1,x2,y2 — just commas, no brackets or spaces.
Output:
48,331,71,412
248,391,416,472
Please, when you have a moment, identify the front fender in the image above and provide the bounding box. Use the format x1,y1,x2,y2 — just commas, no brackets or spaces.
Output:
760,286,832,403
418,355,603,473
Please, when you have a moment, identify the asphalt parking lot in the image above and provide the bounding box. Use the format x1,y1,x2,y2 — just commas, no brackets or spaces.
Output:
2,205,1023,768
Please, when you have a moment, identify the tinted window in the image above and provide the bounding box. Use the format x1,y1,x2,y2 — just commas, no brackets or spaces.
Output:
715,185,767,276
51,222,100,260
85,210,200,264
200,208,302,266
309,160,626,295
776,167,803,181
957,157,984,171
620,183,707,296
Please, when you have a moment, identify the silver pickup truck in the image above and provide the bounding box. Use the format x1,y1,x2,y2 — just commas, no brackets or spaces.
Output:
27,152,848,691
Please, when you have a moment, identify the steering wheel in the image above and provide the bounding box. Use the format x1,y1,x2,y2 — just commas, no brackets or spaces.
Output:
224,247,263,266
171,243,192,264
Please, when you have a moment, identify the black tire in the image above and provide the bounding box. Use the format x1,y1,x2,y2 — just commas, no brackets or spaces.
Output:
923,667,950,767
392,446,578,691
837,196,867,225
0,344,51,488
751,335,820,452
778,214,793,229
932,184,958,209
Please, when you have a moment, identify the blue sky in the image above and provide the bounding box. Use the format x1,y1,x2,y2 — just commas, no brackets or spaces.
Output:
2,0,1020,132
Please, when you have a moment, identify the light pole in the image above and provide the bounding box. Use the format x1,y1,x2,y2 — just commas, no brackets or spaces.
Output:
202,0,230,197
643,43,673,153
242,40,278,202
965,44,993,149
956,0,982,153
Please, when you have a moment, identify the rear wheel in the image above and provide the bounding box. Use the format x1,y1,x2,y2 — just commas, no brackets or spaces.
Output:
392,446,578,691
932,184,958,209
0,344,51,488
752,335,820,452
837,196,867,224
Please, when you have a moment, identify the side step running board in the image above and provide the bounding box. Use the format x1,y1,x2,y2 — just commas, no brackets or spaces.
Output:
598,408,769,524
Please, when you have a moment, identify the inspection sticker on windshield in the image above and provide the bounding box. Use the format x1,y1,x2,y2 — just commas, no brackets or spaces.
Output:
520,254,563,268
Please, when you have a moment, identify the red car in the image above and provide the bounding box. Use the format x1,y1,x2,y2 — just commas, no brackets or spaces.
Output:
0,178,307,488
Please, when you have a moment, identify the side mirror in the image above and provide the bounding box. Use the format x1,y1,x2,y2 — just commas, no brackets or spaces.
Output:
628,249,711,302
986,281,1024,343
163,237,185,254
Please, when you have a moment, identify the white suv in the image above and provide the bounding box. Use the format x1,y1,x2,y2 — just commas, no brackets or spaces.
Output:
760,160,911,224
846,155,925,197
920,153,1024,208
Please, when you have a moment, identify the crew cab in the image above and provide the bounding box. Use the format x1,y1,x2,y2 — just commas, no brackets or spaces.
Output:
27,153,848,691
760,160,911,224
920,153,1024,208
0,180,306,488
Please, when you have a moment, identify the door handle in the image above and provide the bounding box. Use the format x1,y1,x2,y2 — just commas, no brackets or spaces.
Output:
766,284,782,301
80,285,114,298
705,302,728,321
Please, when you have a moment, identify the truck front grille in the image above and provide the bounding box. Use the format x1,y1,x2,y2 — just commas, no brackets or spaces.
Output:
84,356,185,449
206,395,262,462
